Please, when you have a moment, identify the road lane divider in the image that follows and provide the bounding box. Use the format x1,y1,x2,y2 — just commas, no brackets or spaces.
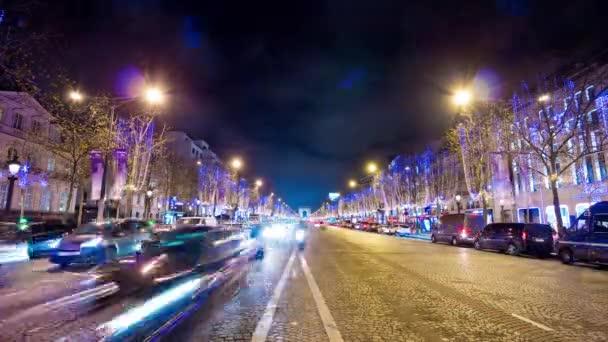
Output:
251,250,297,342
511,313,554,332
299,254,344,342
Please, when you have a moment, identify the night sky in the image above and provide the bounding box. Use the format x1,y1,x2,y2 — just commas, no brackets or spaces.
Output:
31,0,608,208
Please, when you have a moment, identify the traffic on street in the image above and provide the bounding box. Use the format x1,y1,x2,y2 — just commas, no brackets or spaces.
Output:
1,221,607,341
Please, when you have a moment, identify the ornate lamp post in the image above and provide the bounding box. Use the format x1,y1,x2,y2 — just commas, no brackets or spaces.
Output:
5,156,20,214
455,194,462,214
145,189,153,219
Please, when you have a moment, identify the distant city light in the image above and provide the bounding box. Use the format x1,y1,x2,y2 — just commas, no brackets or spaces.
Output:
538,94,550,102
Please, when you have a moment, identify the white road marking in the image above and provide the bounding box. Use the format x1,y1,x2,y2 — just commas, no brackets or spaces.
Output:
299,255,344,342
251,250,297,342
511,313,554,332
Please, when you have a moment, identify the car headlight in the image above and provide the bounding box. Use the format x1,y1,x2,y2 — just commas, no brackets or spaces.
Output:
295,230,305,242
48,238,62,249
81,237,103,248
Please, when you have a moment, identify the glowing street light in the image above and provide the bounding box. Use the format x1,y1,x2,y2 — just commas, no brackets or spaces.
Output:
196,160,202,165
453,89,472,106
231,157,242,170
144,87,164,104
255,179,263,187
348,179,357,188
538,94,550,102
367,162,378,174
68,91,84,102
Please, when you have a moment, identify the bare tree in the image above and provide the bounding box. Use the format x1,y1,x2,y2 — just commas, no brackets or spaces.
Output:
512,65,608,233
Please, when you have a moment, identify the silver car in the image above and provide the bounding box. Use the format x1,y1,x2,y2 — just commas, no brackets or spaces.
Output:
50,220,154,267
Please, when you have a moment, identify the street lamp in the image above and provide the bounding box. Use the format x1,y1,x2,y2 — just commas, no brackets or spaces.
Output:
367,162,378,174
499,199,505,222
455,194,462,214
453,89,472,106
144,87,164,104
348,179,357,188
197,160,202,166
5,156,20,214
231,157,242,170
255,179,263,187
68,90,83,102
538,94,550,102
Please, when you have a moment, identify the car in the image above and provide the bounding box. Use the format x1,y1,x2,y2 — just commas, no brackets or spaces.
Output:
395,224,412,236
558,201,608,265
119,224,262,286
50,219,154,267
175,216,219,228
431,213,485,246
22,221,74,258
0,221,73,261
474,223,554,257
379,225,397,235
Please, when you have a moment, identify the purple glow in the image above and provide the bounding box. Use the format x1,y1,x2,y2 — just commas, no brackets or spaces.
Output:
115,66,145,98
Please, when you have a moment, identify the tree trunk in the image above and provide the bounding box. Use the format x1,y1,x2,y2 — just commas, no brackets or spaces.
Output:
77,189,84,225
125,188,134,218
481,191,488,224
550,179,564,236
65,162,77,218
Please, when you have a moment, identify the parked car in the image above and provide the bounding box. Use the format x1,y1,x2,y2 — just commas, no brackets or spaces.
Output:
379,225,397,235
558,201,608,265
474,223,554,257
50,219,154,267
431,213,485,246
395,224,412,236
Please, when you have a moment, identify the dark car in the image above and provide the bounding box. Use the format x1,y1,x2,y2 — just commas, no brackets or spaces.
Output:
0,221,72,260
50,220,153,267
558,201,608,265
24,221,73,258
474,223,554,257
431,213,486,246
118,224,260,286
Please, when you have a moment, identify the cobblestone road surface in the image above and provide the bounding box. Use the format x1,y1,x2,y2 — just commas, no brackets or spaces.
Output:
0,225,607,341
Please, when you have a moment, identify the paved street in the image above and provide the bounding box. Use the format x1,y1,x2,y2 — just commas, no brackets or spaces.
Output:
1,226,607,341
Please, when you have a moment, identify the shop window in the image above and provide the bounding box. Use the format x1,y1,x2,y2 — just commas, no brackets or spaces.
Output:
545,205,570,228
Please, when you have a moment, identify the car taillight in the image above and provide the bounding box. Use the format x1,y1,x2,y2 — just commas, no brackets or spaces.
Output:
522,231,527,240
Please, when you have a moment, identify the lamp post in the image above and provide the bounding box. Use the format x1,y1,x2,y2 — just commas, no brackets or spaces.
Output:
5,156,20,214
499,199,505,222
145,189,153,219
455,194,462,214
230,157,242,221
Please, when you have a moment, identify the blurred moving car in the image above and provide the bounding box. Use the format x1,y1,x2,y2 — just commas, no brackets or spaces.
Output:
558,201,608,265
0,220,73,262
50,219,154,267
122,224,262,286
431,214,485,246
175,216,218,228
474,223,554,257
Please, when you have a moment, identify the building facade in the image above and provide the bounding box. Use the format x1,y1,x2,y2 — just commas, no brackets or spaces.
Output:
0,91,77,219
